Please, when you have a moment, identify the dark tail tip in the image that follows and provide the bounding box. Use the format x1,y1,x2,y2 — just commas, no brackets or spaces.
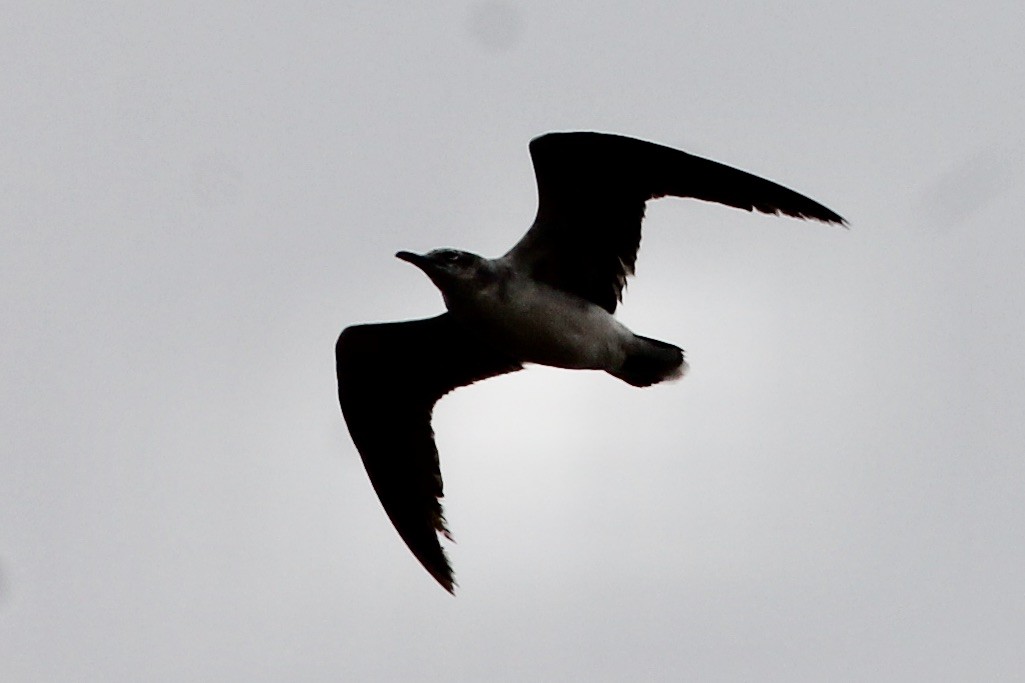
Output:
611,336,687,387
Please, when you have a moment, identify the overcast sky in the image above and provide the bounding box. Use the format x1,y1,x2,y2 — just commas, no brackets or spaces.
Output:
2,2,1024,680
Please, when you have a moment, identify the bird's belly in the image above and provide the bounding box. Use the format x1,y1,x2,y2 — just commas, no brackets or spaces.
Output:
454,285,630,370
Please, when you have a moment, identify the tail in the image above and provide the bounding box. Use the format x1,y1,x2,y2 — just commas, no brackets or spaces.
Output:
609,335,688,387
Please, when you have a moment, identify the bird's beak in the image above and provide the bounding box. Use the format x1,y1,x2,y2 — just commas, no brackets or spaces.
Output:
395,251,431,270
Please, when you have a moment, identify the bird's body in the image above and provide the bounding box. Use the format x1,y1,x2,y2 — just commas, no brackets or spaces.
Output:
434,254,638,372
336,132,844,592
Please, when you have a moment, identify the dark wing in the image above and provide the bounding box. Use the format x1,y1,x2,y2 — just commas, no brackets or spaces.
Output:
505,132,846,313
336,313,522,593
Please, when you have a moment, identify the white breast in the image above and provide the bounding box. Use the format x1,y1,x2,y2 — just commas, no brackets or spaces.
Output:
449,273,634,370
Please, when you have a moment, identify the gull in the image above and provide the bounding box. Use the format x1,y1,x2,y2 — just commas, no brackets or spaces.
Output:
336,132,844,592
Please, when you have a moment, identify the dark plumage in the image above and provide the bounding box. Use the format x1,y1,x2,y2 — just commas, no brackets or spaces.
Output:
511,133,844,312
336,315,520,592
336,132,844,592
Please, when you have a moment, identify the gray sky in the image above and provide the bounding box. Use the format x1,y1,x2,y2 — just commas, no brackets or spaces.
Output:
2,1,1023,680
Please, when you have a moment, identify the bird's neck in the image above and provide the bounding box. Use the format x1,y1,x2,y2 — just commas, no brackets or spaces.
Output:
440,258,513,317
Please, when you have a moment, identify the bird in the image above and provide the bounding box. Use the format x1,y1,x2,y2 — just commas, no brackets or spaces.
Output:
336,132,844,593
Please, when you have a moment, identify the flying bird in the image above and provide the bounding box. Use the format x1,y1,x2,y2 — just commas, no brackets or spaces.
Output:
336,132,844,592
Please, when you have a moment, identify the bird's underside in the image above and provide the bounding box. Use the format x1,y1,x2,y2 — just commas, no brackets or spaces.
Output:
335,131,845,592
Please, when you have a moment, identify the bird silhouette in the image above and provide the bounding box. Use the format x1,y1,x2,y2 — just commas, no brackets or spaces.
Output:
336,132,844,592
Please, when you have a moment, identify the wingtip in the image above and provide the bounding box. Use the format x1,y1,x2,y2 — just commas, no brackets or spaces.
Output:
786,206,847,227
434,550,457,594
815,213,847,227
434,569,457,595
818,213,848,229
818,205,847,227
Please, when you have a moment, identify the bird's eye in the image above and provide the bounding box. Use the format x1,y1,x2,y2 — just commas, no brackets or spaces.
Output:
445,252,463,263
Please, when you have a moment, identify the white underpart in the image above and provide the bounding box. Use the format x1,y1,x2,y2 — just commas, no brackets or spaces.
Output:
444,269,635,371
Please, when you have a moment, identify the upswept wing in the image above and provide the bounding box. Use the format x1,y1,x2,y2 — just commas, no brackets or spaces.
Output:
336,313,522,592
505,132,846,313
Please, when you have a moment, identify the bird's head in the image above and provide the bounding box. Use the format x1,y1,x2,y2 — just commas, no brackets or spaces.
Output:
395,249,496,302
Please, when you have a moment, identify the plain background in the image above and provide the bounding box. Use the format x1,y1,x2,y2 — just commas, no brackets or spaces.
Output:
2,2,1023,680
